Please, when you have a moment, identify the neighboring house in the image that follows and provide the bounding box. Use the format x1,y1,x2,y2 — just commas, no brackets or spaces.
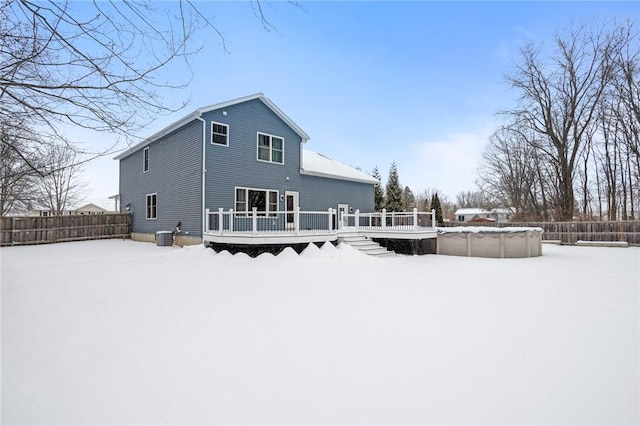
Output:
73,203,108,215
454,208,513,223
28,199,118,217
115,93,378,244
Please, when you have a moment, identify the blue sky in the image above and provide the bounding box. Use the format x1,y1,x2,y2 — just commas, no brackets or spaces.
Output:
83,1,639,203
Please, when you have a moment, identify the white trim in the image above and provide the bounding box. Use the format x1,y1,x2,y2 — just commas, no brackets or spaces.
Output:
285,191,299,226
210,121,229,146
234,186,279,215
259,95,310,141
142,147,149,173
114,93,309,160
337,204,349,229
197,115,206,237
114,112,200,160
299,168,379,184
256,132,285,165
145,193,157,220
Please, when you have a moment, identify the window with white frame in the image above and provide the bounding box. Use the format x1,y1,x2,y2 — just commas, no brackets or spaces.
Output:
143,147,149,172
235,187,278,216
257,133,284,164
211,122,229,146
146,193,157,219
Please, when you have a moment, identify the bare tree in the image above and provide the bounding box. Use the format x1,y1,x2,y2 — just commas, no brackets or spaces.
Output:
505,22,627,220
32,141,86,215
455,190,494,209
0,119,38,215
1,0,297,174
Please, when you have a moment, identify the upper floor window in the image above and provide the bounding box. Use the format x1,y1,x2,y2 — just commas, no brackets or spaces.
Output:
257,133,284,164
211,122,229,146
143,147,149,172
146,193,157,220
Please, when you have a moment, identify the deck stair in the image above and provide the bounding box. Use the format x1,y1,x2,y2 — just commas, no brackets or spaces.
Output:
339,234,396,258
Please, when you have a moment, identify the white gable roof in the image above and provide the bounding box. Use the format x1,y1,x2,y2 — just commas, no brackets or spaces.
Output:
301,150,378,185
114,93,309,160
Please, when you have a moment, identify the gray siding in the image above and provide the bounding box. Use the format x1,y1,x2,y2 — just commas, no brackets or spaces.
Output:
299,175,375,213
119,97,375,238
203,99,304,212
203,98,374,215
119,120,202,236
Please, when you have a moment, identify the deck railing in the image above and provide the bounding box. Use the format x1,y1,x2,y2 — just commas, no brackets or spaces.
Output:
206,208,336,235
205,207,437,236
342,208,436,231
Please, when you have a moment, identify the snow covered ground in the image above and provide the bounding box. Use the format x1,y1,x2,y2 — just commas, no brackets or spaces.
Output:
2,239,638,425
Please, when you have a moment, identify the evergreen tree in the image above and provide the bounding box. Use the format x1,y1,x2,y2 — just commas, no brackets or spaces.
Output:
430,192,444,226
385,162,403,212
372,166,385,211
402,186,416,211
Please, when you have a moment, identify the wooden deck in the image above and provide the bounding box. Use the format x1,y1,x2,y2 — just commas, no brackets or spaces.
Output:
203,208,437,245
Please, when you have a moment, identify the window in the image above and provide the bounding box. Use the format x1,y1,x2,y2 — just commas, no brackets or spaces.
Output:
235,187,278,216
146,193,157,220
211,122,229,146
257,133,284,164
143,147,149,172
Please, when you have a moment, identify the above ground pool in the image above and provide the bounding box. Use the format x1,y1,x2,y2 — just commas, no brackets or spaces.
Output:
437,227,544,258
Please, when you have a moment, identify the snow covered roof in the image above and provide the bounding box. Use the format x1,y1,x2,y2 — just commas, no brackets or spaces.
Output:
438,226,543,234
454,208,514,216
454,208,490,216
301,150,379,185
115,93,309,160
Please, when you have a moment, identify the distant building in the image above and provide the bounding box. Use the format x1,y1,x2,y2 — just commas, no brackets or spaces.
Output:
26,198,118,217
454,207,513,223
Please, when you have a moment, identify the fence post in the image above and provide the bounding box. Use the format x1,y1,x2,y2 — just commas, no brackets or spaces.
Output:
229,209,234,232
295,207,300,235
252,207,258,235
413,208,418,230
431,209,436,228
218,208,224,233
355,209,360,231
382,208,387,229
328,208,333,232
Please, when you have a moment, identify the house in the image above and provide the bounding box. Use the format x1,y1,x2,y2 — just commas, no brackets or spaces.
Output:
115,93,379,245
454,207,513,223
19,199,118,217
73,203,107,215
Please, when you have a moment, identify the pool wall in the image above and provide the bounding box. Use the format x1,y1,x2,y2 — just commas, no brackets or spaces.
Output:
437,227,544,258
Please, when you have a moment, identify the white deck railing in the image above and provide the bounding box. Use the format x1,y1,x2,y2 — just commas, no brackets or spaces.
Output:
205,208,436,235
206,208,335,235
342,208,436,231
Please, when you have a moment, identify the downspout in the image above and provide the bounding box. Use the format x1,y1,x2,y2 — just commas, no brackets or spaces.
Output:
196,112,206,239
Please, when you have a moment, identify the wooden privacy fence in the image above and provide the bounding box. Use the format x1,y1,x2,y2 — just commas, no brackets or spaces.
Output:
1,213,132,246
443,220,640,245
